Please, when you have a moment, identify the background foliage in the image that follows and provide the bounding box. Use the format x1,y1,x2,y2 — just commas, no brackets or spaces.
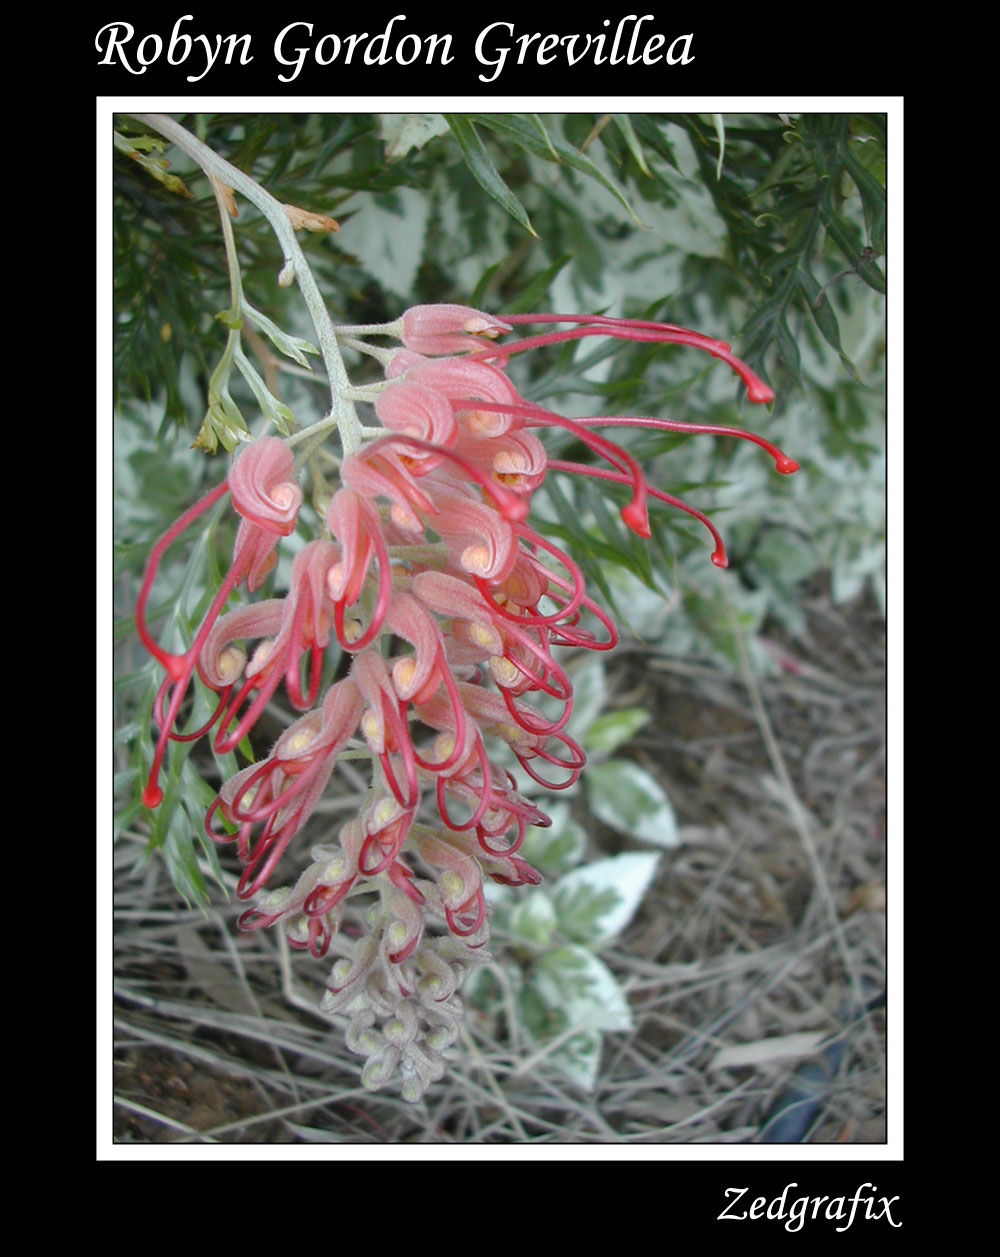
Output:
113,111,887,1117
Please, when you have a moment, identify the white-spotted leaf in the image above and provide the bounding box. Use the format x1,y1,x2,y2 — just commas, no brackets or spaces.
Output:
532,946,633,1034
379,114,451,160
552,852,660,944
546,1028,603,1092
520,801,587,876
586,759,679,846
506,889,558,948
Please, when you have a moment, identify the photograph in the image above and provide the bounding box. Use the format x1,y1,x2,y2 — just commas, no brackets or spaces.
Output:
108,105,891,1159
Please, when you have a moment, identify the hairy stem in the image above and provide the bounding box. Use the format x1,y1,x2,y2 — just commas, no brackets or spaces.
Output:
129,113,362,455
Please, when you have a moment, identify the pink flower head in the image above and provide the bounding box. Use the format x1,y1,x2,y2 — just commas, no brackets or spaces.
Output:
352,649,420,810
200,539,340,755
454,427,548,496
383,591,448,705
400,304,513,356
135,283,801,1106
430,488,520,583
237,824,369,960
205,677,364,900
392,354,524,439
412,829,487,940
229,437,304,589
357,794,418,882
325,487,394,650
412,569,572,727
374,380,459,466
380,883,427,966
339,450,432,535
136,437,305,807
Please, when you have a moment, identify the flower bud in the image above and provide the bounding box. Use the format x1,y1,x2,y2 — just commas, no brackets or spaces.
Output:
400,304,512,355
361,1045,401,1091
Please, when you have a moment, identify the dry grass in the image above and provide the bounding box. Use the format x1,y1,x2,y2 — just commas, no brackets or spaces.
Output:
111,579,887,1145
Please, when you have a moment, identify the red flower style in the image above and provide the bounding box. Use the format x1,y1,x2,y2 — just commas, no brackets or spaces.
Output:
136,437,303,807
204,677,364,901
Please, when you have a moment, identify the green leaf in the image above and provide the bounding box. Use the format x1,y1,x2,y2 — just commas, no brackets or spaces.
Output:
586,759,679,846
243,302,318,368
797,268,860,382
553,852,660,945
527,113,561,161
504,253,574,314
234,344,298,435
520,802,588,876
841,147,886,255
711,113,726,180
507,889,558,947
630,115,680,171
469,113,646,226
821,208,886,293
113,130,193,199
545,1028,603,1092
583,708,652,759
775,316,803,389
613,114,652,176
533,945,633,1034
856,252,887,293
443,115,538,238
469,261,503,309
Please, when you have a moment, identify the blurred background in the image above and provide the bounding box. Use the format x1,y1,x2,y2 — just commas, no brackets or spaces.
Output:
112,111,888,1143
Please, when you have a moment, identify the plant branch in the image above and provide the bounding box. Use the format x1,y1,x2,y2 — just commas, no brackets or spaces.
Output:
129,113,362,455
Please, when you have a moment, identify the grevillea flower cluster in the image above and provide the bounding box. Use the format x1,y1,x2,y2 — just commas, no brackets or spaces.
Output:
137,303,797,1102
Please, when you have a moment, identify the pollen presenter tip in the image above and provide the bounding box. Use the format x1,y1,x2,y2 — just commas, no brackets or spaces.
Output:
620,501,652,539
747,382,776,405
143,783,164,808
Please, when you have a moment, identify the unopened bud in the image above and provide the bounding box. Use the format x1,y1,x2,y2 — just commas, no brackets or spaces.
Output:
361,708,382,748
320,854,347,883
257,887,291,910
286,914,310,944
439,870,465,903
392,657,417,695
400,1076,425,1104
372,796,400,829
217,645,246,682
330,958,352,985
400,304,512,356
489,656,520,687
426,1024,458,1052
461,544,492,575
469,622,502,652
362,1046,401,1091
